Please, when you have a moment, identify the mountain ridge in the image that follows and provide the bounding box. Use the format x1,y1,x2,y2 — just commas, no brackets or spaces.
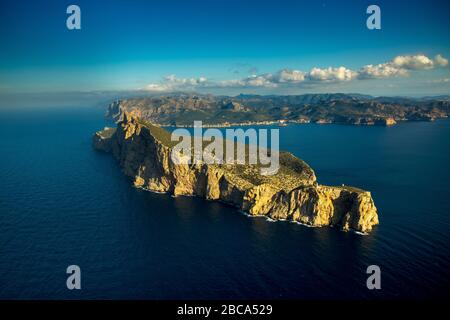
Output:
106,93,450,127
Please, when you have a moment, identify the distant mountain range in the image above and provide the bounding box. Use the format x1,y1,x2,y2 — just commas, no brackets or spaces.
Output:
106,93,450,127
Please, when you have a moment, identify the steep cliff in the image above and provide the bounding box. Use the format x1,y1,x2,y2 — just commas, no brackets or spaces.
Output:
93,112,379,233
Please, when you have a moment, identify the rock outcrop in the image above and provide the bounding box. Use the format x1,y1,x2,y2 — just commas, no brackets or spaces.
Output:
93,112,379,233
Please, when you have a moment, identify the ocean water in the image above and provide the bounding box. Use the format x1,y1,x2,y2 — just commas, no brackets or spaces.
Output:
0,106,449,299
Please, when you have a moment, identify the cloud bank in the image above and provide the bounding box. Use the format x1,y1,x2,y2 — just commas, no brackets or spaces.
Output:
143,54,449,92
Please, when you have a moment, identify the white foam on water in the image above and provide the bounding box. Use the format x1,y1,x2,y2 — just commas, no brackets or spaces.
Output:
135,186,166,194
290,220,316,228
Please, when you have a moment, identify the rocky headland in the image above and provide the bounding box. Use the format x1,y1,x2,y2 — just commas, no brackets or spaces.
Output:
93,111,379,233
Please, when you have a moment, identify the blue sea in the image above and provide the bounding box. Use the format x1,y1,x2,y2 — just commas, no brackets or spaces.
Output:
0,106,449,299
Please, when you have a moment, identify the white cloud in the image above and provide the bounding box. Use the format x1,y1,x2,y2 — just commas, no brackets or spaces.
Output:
144,75,209,92
145,83,173,92
218,75,277,88
358,63,408,79
142,53,449,91
308,66,356,81
165,74,208,86
244,74,278,87
272,69,306,83
391,54,434,70
357,54,448,79
434,54,449,67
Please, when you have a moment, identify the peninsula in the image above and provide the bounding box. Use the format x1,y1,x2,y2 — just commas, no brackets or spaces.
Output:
93,111,379,233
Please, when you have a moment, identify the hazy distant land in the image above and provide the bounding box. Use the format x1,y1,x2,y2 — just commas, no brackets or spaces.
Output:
106,93,450,127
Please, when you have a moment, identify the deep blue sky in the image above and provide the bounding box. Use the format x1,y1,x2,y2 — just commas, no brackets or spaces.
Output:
1,0,449,95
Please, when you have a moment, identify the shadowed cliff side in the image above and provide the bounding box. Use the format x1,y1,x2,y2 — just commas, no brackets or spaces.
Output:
93,112,379,233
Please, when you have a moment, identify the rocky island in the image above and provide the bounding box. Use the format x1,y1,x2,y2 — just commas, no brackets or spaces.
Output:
93,111,379,233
